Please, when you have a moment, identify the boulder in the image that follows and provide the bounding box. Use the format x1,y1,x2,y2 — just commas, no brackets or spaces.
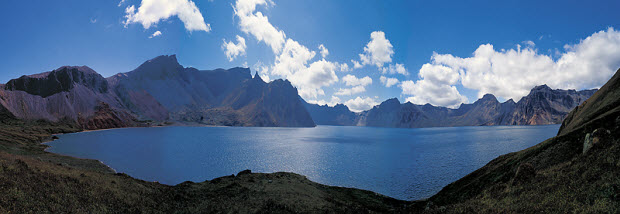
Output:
512,163,536,185
583,128,611,154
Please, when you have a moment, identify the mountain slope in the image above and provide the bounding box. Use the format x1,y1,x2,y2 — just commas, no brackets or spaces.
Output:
0,66,136,129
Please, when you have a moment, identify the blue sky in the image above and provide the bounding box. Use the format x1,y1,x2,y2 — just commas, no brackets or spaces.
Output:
1,0,620,111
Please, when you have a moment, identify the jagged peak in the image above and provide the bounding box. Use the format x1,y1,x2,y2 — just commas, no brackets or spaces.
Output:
503,98,516,104
26,66,98,79
474,94,499,104
134,54,182,72
531,84,552,92
378,98,401,108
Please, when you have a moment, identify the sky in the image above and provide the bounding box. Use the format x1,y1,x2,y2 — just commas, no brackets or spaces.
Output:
1,0,620,111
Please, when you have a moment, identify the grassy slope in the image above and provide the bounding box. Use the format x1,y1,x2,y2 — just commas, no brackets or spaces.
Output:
0,115,407,213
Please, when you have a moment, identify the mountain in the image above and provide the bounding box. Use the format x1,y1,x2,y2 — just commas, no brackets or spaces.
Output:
503,85,597,125
302,99,358,126
0,66,136,129
110,55,315,127
305,85,596,128
412,70,620,213
0,55,315,128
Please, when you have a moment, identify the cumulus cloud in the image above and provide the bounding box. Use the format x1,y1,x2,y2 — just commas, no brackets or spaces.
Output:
351,60,363,69
358,31,394,68
234,0,286,53
149,30,162,38
233,0,342,100
270,39,339,99
335,75,372,96
427,27,620,102
318,44,329,58
335,86,366,96
339,63,350,72
344,96,379,112
222,35,247,61
380,76,399,87
342,74,372,87
118,0,126,7
403,27,620,108
381,63,408,75
401,80,468,108
124,0,210,32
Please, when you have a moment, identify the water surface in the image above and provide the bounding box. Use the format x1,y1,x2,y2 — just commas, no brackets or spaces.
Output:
46,125,559,200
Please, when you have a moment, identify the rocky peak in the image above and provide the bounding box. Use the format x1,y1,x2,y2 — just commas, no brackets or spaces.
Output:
4,66,108,97
530,84,552,93
131,55,184,77
473,94,499,105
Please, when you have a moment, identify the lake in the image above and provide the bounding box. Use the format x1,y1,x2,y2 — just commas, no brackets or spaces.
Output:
45,125,560,200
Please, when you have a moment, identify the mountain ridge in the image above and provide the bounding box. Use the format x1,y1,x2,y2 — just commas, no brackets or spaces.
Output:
304,85,597,128
0,55,315,128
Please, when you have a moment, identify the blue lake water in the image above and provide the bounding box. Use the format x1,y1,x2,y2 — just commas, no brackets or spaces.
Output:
46,125,559,200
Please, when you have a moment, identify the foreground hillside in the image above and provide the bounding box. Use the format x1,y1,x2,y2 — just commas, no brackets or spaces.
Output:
412,69,620,213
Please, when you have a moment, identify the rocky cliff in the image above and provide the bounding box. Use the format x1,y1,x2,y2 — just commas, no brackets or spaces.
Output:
0,66,136,129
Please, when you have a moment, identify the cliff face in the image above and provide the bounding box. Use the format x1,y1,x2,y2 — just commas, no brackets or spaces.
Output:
504,85,597,125
305,85,596,128
0,66,136,129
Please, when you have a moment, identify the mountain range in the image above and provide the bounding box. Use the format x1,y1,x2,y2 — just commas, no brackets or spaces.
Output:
0,55,596,129
0,55,314,129
306,85,596,128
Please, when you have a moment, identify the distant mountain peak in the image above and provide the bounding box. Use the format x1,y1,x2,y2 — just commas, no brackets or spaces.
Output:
531,84,552,92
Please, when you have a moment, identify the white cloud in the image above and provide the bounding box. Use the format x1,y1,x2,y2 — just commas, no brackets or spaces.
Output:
90,18,97,23
118,0,126,7
339,63,350,72
335,75,372,96
344,96,379,112
342,74,372,87
308,96,341,107
270,39,339,99
335,86,366,96
234,0,286,53
381,63,408,75
425,27,620,102
380,76,399,87
234,0,342,100
124,0,210,32
351,60,363,69
222,35,247,61
359,31,394,68
149,30,162,38
318,44,329,58
401,80,468,109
